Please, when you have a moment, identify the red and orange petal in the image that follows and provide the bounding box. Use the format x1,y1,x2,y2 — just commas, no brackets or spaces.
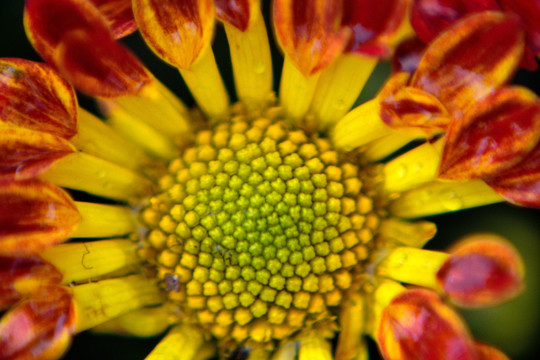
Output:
89,0,138,39
486,141,540,207
0,286,75,360
436,234,525,307
391,37,426,74
273,0,350,76
24,0,150,97
133,0,215,69
475,342,510,360
0,180,80,257
0,127,76,183
215,0,258,32
0,58,77,139
378,289,478,360
439,86,540,180
379,72,450,136
342,0,410,57
0,256,62,309
411,12,524,116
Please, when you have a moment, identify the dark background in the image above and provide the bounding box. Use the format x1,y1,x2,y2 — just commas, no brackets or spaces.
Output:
1,1,539,359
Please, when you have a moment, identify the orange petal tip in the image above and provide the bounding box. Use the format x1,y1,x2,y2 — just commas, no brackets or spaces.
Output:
378,289,477,360
0,180,81,256
133,0,215,69
24,0,150,97
437,234,525,307
273,0,350,76
0,58,77,138
215,0,257,31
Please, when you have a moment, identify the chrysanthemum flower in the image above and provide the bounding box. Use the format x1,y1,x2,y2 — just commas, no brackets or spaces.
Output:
1,0,538,359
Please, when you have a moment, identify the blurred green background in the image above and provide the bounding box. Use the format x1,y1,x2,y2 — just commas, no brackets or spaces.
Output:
1,1,539,359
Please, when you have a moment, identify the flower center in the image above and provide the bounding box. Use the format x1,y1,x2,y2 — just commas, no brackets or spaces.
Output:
138,106,381,352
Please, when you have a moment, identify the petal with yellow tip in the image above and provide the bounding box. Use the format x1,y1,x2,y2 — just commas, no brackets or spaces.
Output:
0,256,62,309
133,0,215,69
439,86,540,181
90,0,137,38
0,126,76,182
216,0,258,31
273,0,350,76
24,0,150,97
378,289,477,360
411,12,525,114
0,180,80,256
437,234,525,307
0,58,77,138
0,286,75,360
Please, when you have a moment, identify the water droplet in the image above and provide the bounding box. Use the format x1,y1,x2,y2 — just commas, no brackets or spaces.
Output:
440,190,463,211
395,163,408,179
390,251,408,268
96,170,106,179
332,98,347,110
253,63,266,75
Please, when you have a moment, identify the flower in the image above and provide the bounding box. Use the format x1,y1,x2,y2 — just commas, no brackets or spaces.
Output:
0,0,539,359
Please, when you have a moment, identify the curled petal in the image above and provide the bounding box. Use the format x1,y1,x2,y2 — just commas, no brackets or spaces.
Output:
0,256,62,309
0,180,80,256
24,0,150,97
215,0,258,31
411,0,500,44
437,234,525,307
378,289,477,360
0,286,75,359
0,58,77,138
379,72,450,136
342,0,410,57
273,0,350,76
89,0,138,38
487,141,540,207
439,87,540,180
0,127,76,183
133,0,215,69
412,12,525,115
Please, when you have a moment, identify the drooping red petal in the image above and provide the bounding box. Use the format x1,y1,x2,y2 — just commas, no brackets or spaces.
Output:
0,127,76,183
487,141,540,207
379,72,450,136
24,0,150,97
0,180,80,256
89,0,138,38
273,0,350,76
0,256,62,309
0,286,75,360
342,0,410,57
439,86,540,180
215,0,257,31
411,0,501,44
378,289,478,360
132,0,215,69
437,234,524,307
0,58,77,139
411,12,525,116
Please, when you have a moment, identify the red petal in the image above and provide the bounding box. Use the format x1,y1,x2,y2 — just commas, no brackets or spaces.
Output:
475,342,510,360
273,0,350,76
133,0,215,69
0,180,80,256
378,289,477,360
0,286,75,359
487,141,540,207
24,0,150,97
0,256,62,309
379,72,450,135
342,0,410,57
411,0,500,44
0,58,77,139
89,0,138,38
437,234,524,307
411,12,525,116
0,127,75,183
391,37,427,74
439,87,540,180
215,0,256,31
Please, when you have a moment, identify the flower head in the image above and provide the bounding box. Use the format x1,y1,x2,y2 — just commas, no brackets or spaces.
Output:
0,0,538,359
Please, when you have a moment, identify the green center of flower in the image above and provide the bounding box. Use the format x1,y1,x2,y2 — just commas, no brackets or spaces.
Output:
139,107,381,350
